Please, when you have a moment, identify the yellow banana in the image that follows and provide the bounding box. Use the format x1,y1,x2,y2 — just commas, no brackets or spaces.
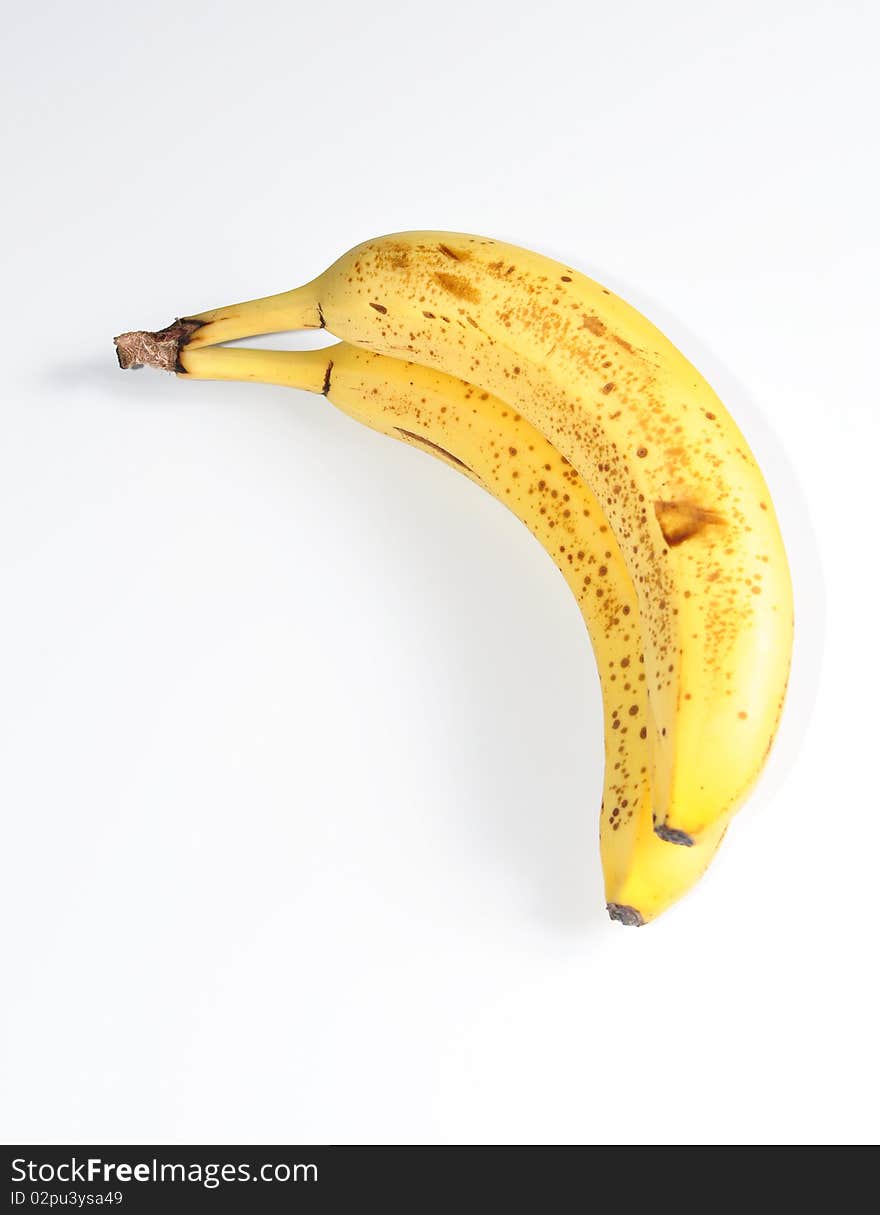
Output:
126,338,727,923
166,232,794,842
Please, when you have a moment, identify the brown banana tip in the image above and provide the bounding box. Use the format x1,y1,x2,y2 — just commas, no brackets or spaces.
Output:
607,903,645,927
653,824,695,847
113,318,204,373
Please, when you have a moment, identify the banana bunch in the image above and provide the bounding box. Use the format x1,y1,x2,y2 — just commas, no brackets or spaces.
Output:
115,231,793,924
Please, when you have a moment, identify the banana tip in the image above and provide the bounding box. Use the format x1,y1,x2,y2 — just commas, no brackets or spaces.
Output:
653,824,695,847
607,903,645,927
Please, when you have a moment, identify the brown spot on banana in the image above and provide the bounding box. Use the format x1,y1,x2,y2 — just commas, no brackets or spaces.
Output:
395,428,472,472
654,500,725,547
433,272,481,303
437,243,470,261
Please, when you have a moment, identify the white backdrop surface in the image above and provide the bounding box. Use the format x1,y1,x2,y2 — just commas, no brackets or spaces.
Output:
1,0,877,1145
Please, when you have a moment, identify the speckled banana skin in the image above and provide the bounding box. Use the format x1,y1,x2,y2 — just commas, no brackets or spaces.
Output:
184,233,794,842
177,341,727,924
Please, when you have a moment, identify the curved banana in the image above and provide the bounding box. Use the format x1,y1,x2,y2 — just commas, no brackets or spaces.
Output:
172,233,794,842
167,340,727,923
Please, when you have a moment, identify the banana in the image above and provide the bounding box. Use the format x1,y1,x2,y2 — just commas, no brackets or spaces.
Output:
169,232,794,841
134,338,727,923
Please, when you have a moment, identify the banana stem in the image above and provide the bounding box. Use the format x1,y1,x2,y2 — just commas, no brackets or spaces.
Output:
114,282,323,372
114,319,204,372
178,345,333,396
185,281,323,348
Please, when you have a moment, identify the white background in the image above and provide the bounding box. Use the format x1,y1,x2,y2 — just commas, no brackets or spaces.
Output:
2,0,877,1146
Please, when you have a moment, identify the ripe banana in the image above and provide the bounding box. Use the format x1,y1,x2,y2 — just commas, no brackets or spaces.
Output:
170,232,794,842
150,339,729,922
